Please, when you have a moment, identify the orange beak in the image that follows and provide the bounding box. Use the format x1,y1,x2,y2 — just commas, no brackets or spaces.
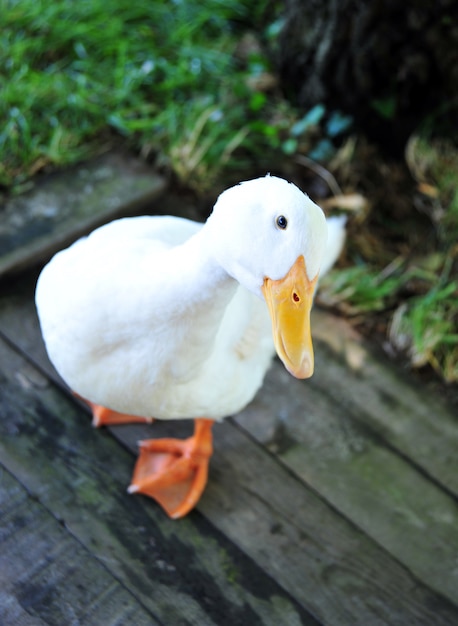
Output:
262,255,318,379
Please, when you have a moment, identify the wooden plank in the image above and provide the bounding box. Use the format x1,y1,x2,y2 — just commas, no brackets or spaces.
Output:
129,419,458,626
235,362,458,605
0,336,319,626
0,469,160,626
0,151,167,279
309,311,458,496
2,298,458,624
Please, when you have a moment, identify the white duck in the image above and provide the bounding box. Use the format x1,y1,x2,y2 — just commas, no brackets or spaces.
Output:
36,175,345,518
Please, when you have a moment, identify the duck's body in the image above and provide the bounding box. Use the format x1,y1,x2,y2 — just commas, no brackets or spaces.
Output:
37,215,273,420
36,175,345,518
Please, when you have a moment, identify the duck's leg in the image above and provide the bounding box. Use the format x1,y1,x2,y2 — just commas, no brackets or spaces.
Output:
128,418,214,519
75,395,154,427
90,404,154,427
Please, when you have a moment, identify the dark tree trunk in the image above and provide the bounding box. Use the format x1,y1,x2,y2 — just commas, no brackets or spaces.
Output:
276,0,458,153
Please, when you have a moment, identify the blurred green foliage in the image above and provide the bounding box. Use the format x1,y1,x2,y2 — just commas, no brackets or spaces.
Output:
1,0,340,192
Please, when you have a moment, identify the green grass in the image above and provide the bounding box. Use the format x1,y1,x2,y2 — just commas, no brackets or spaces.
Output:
399,138,458,382
390,281,458,383
1,0,457,383
319,254,458,383
318,264,405,315
1,0,236,186
0,0,299,192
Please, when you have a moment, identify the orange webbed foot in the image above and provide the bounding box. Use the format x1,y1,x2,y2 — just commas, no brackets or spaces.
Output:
128,418,214,519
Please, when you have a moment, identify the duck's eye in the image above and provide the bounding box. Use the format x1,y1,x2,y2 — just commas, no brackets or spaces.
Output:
276,215,288,230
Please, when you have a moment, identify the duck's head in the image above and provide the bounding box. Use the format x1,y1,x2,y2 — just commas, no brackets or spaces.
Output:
207,175,327,379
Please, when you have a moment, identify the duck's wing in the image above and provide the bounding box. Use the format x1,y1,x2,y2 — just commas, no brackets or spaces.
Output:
35,214,204,402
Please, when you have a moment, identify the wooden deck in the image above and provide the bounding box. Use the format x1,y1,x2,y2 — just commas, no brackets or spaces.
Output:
1,155,458,625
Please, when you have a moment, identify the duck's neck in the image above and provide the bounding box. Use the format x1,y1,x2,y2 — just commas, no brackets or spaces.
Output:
161,226,239,324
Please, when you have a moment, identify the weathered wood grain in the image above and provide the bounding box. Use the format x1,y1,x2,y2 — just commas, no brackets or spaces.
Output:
0,470,160,626
2,283,458,624
310,311,458,497
0,151,167,279
236,362,458,605
120,418,458,626
0,337,317,626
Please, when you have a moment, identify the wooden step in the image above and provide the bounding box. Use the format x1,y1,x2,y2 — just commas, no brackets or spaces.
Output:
0,151,167,279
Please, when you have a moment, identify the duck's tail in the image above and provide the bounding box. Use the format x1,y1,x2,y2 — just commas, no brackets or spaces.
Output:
320,215,347,278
